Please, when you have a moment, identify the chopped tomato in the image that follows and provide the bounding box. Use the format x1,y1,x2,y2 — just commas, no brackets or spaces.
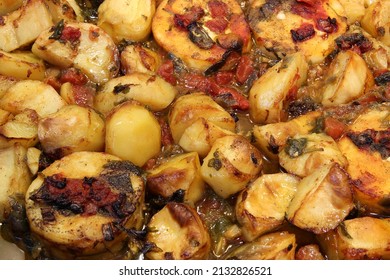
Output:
157,60,177,85
235,55,254,84
324,117,347,140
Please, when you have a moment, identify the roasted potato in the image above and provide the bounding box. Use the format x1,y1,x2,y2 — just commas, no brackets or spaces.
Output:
252,111,321,160
236,173,300,241
43,0,83,23
147,152,205,205
0,50,46,81
249,52,308,124
98,0,155,43
321,50,374,106
37,105,105,157
0,144,32,221
32,21,120,84
279,133,348,178
295,244,325,260
286,163,354,234
247,0,347,63
105,101,161,167
361,0,390,46
25,151,145,259
0,80,66,118
120,44,162,75
0,0,23,16
224,231,297,260
152,0,252,71
0,0,54,52
337,104,390,215
318,217,390,259
168,92,236,144
178,118,235,158
94,73,177,115
200,135,263,199
146,202,211,260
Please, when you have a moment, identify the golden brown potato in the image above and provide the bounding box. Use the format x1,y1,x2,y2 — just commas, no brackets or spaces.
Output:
295,244,325,260
247,0,347,63
105,101,161,167
318,217,390,259
26,147,41,176
152,0,252,71
94,73,177,115
224,231,297,260
168,92,236,144
0,80,67,118
32,21,119,84
0,109,39,149
0,0,53,52
146,202,211,260
337,104,390,215
0,51,46,81
43,0,83,23
236,173,300,241
286,163,354,234
120,44,162,75
98,0,155,43
147,152,205,205
321,50,374,106
0,144,32,221
252,111,321,160
37,105,105,157
178,118,235,158
0,75,18,99
0,0,23,16
200,135,263,199
361,0,390,46
279,133,348,178
249,52,308,124
25,151,145,259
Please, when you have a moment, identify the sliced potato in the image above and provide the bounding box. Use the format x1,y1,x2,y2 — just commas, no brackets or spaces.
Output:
94,73,177,115
105,101,161,167
26,147,42,176
147,152,205,205
0,75,18,99
0,109,39,149
249,52,308,124
0,0,53,52
98,0,155,43
286,163,354,234
337,0,366,24
32,21,119,84
120,44,162,75
236,173,300,241
152,0,252,71
318,217,390,259
168,92,236,144
247,0,347,63
0,144,32,221
179,118,235,158
146,202,211,260
361,0,390,46
295,244,325,260
0,80,67,118
337,104,390,215
0,50,46,80
25,151,145,259
43,0,83,22
200,135,263,199
38,105,105,157
224,231,297,260
321,50,374,106
252,111,321,160
279,133,348,178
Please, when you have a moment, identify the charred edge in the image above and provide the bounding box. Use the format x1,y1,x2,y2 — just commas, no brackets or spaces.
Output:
166,202,194,227
49,19,65,40
347,129,390,160
335,33,373,54
187,22,215,50
204,49,233,76
374,71,390,86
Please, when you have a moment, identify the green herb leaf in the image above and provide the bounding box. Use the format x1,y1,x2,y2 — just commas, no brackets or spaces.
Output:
49,19,65,40
284,137,307,158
